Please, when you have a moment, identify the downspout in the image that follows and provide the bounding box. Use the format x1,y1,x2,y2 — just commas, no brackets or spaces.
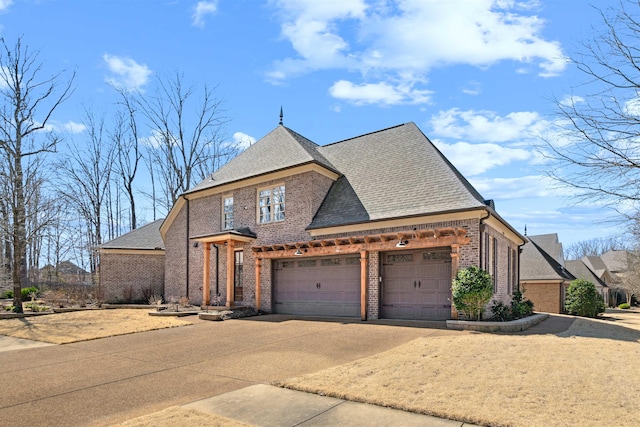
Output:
479,209,491,269
185,195,190,299
214,244,219,297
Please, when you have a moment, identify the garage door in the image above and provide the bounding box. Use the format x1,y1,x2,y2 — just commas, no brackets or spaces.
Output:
273,255,361,317
381,249,452,320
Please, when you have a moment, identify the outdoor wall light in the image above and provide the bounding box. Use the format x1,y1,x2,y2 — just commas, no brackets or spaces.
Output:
193,242,199,248
396,240,408,248
294,249,303,256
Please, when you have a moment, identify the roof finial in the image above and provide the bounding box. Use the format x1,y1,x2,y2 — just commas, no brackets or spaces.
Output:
279,106,283,126
524,224,527,236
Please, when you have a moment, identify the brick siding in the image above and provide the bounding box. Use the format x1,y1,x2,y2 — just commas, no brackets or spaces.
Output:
100,252,164,303
521,282,563,313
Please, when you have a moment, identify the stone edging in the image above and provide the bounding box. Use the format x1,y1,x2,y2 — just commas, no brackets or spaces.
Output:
446,313,549,332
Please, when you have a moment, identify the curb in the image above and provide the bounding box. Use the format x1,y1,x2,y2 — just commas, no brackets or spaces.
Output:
446,313,549,332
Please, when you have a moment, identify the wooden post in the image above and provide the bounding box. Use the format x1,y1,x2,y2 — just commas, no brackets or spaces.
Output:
203,242,210,306
255,257,262,312
360,250,368,321
226,240,235,307
450,244,460,319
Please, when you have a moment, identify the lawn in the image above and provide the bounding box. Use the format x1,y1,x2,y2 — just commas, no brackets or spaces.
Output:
0,309,192,344
277,309,640,427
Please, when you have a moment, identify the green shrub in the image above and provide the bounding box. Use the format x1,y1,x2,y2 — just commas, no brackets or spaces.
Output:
490,290,534,321
1,290,13,299
452,266,493,320
618,303,631,309
21,287,39,301
565,279,605,317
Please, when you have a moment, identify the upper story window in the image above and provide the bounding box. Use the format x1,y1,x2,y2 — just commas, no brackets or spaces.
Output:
258,185,285,224
223,196,234,229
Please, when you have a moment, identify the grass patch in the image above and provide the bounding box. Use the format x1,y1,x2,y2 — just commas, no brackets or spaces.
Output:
277,311,640,427
0,309,192,344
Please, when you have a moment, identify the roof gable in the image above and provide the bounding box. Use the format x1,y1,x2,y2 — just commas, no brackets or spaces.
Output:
309,122,487,228
528,233,564,266
187,125,337,193
565,260,607,288
521,238,575,281
99,219,165,250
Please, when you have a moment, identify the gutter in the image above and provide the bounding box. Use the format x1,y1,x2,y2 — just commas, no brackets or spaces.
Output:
185,195,190,299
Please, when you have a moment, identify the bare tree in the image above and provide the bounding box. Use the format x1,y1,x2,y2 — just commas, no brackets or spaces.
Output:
544,1,640,219
0,37,74,312
135,71,231,213
58,108,114,284
564,236,628,260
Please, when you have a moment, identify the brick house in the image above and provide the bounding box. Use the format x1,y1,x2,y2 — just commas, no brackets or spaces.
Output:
143,121,522,320
98,219,165,303
520,234,575,313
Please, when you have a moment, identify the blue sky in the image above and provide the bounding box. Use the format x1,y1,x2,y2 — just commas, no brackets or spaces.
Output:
0,0,626,247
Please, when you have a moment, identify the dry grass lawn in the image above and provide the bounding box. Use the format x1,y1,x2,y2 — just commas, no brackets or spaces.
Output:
0,309,192,344
113,406,253,427
277,309,640,427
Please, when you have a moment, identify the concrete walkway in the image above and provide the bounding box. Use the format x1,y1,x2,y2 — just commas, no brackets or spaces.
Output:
0,335,54,352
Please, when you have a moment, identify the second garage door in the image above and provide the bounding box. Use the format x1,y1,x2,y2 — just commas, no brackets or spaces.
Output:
273,255,361,317
381,248,452,320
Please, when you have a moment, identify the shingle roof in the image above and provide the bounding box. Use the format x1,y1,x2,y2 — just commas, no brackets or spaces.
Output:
187,125,337,193
565,260,607,288
520,237,575,281
528,233,564,266
308,122,487,228
99,219,165,250
600,250,631,273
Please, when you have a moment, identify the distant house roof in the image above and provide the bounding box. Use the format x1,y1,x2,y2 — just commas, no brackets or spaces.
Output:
580,255,609,280
520,236,575,282
565,260,608,289
99,219,165,250
601,250,633,273
528,233,565,266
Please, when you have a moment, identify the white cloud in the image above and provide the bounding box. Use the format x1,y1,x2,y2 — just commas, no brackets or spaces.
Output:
0,0,12,12
429,108,549,144
103,54,152,91
433,139,531,176
63,121,87,134
469,175,560,199
269,0,567,102
192,1,218,28
232,131,256,149
329,80,432,105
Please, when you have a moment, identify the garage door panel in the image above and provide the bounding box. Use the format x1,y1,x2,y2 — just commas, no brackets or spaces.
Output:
274,255,360,318
381,249,452,321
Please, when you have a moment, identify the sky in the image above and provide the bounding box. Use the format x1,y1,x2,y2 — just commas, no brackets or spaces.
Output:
0,0,629,248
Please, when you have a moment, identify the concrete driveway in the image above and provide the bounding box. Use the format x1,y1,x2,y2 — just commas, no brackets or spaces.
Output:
0,315,464,426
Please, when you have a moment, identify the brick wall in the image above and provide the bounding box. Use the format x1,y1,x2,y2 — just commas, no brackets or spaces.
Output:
100,252,164,303
521,282,562,313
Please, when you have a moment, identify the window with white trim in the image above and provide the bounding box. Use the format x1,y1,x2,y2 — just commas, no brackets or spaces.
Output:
223,196,234,230
258,185,285,224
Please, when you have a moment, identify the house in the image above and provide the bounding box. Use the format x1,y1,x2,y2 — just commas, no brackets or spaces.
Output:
38,261,91,286
98,219,165,303
101,121,525,320
601,249,637,305
520,234,575,313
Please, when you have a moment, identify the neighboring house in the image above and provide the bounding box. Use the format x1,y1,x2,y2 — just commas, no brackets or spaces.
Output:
100,121,525,320
580,255,617,286
564,259,610,306
601,249,636,305
520,234,575,313
39,261,91,286
98,219,165,303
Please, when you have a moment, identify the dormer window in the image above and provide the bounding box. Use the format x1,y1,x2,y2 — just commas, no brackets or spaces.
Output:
223,195,234,229
258,185,285,224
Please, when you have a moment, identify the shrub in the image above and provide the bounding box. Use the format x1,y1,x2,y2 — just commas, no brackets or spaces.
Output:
565,279,605,317
1,290,13,299
618,302,631,309
452,266,493,320
21,286,39,301
490,290,534,321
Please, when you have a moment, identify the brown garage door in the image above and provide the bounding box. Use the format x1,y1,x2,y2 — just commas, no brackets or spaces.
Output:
273,255,360,317
381,248,452,320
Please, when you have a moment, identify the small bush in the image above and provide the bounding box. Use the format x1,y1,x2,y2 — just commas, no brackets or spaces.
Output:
618,303,631,309
490,290,534,321
452,266,493,320
21,286,39,301
565,279,605,317
1,290,13,299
